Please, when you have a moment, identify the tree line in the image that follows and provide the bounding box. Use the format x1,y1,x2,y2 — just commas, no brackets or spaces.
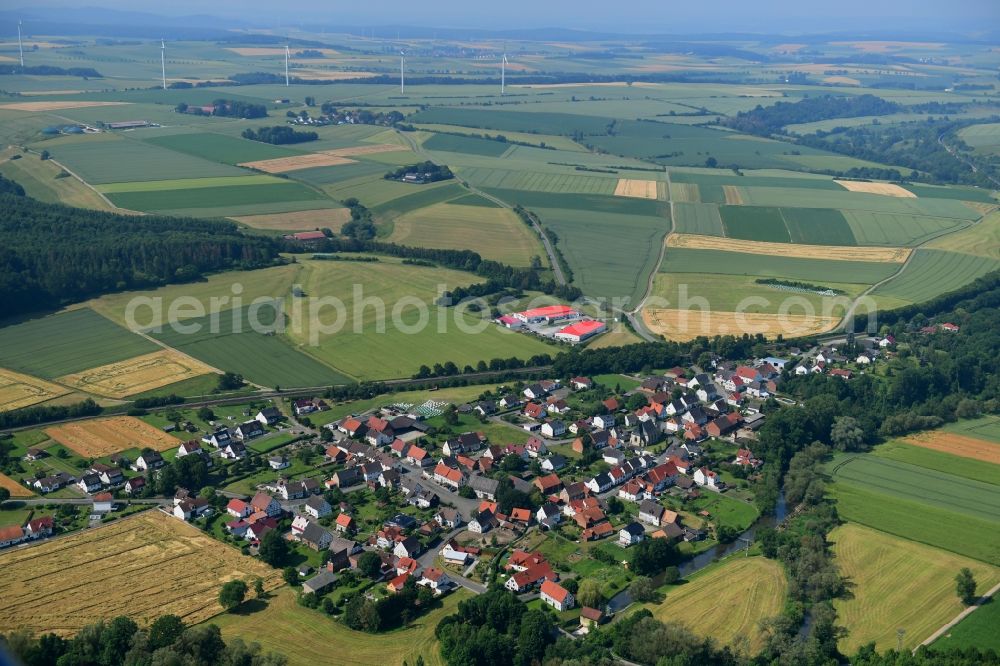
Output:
0,65,102,77
0,182,280,317
241,126,318,145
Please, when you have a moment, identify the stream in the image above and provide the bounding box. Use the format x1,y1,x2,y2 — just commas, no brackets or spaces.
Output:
606,490,787,614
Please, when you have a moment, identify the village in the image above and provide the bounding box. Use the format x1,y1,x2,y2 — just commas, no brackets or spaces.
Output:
0,332,902,630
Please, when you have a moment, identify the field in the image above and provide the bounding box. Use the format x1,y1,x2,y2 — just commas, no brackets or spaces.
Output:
644,308,839,341
831,523,1000,652
55,349,218,399
0,367,71,411
871,249,1000,304
720,206,791,243
0,511,283,636
462,167,618,195
0,308,159,379
422,132,510,157
941,415,1000,442
643,556,787,653
672,203,725,236
873,439,1000,486
0,148,113,210
141,132,306,166
104,181,329,214
46,416,183,457
841,210,970,246
0,101,129,111
387,201,542,265
614,178,658,199
211,587,470,666
238,153,355,173
231,208,351,231
835,180,916,197
932,598,1000,652
95,175,282,193
0,471,33,498
903,430,1000,466
660,248,901,284
665,233,909,262
925,211,1000,260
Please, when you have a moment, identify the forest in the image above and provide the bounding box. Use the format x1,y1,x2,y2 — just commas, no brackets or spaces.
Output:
0,180,279,317
241,126,318,145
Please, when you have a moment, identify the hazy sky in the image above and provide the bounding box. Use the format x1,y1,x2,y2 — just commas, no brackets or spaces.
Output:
17,0,1000,33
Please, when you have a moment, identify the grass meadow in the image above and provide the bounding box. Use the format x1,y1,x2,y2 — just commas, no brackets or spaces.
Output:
871,249,1000,304
932,598,1000,652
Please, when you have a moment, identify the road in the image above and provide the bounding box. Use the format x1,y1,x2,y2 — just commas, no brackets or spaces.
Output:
918,580,1000,650
624,167,673,343
394,129,566,285
10,497,171,506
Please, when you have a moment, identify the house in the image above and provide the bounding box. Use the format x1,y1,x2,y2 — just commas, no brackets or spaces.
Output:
523,383,549,400
302,570,338,595
435,507,463,529
442,544,471,566
560,481,590,503
541,454,567,472
378,469,401,488
304,495,332,519
90,463,124,487
202,428,232,448
585,473,614,494
336,417,366,438
255,407,282,426
327,537,360,570
266,455,290,470
581,521,615,541
335,513,356,534
442,432,484,456
694,467,721,489
418,568,453,595
536,503,562,528
541,420,566,438
394,536,422,559
390,439,411,458
540,580,575,611
76,473,102,494
941,322,960,332
505,561,557,593
234,420,265,441
534,473,563,496
174,498,210,521
134,450,164,472
499,394,521,409
571,377,593,390
299,521,333,551
250,492,283,518
220,441,247,460
580,607,605,631
365,417,395,446
619,522,645,547
735,448,762,469
34,474,70,494
638,499,666,526
226,499,252,519
433,462,466,490
474,400,497,417
618,479,646,502
406,445,432,467
124,476,146,495
0,525,24,549
24,446,47,461
707,412,741,439
25,515,54,539
830,369,853,380
176,440,203,458
593,414,616,430
525,437,548,458
468,508,498,534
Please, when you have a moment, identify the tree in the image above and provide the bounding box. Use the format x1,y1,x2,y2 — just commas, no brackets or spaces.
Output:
956,567,978,605
258,529,289,567
217,372,245,391
358,551,382,579
219,580,247,611
576,578,604,609
0,487,9,504
147,614,185,650
283,566,299,587
630,538,678,577
628,576,658,603
197,406,215,421
625,393,649,411
830,416,866,451
254,577,266,599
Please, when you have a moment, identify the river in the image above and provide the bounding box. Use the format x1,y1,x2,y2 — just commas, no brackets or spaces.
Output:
606,491,787,614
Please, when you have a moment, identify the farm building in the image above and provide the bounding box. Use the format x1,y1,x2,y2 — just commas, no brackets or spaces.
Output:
554,320,606,343
512,305,580,324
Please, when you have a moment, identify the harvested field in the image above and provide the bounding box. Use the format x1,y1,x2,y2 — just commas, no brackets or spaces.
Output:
0,511,282,636
0,101,130,112
614,178,658,199
0,472,32,498
0,368,71,412
644,308,839,341
669,182,700,202
835,180,917,198
666,233,910,262
46,416,181,457
904,431,1000,465
231,207,351,231
722,184,745,205
322,144,402,157
56,350,217,399
239,153,355,173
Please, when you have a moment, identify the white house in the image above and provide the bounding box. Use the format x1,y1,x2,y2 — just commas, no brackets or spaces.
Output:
693,466,721,489
541,420,566,438
540,580,575,611
618,522,645,547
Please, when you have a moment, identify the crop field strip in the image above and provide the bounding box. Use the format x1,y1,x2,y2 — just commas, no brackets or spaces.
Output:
231,207,351,231
0,367,72,412
614,178,659,199
460,166,619,195
871,249,1000,304
422,132,511,157
671,202,725,235
831,523,1000,652
835,180,916,197
237,153,356,173
0,308,159,379
141,132,307,165
105,181,329,214
643,308,839,341
874,439,1000,486
94,174,284,193
0,471,33,497
0,511,283,636
666,233,909,262
55,349,218,399
660,248,899,284
905,429,1000,465
46,416,184,457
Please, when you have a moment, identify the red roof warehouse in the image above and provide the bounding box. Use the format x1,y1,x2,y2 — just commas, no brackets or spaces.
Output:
554,320,606,343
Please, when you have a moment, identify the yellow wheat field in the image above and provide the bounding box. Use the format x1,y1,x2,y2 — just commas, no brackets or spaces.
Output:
231,207,351,231
0,511,283,636
667,233,911,262
644,308,839,341
835,180,916,198
614,179,658,200
239,153,356,173
56,349,216,399
322,144,403,157
0,472,33,498
0,368,71,412
722,185,745,205
0,101,130,112
46,416,181,457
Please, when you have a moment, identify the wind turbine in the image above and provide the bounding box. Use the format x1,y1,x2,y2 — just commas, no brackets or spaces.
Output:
17,20,24,68
501,43,508,95
160,39,166,90
399,50,405,95
284,44,290,87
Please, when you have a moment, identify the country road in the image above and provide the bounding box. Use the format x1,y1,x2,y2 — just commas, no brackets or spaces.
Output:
625,167,673,343
918,580,1000,650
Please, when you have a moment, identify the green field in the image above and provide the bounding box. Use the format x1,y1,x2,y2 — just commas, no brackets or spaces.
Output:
941,415,1000,443
958,122,1000,156
0,308,158,378
842,210,971,246
95,174,283,193
872,439,1000,487
780,207,857,245
151,305,352,388
370,182,467,218
672,202,725,236
106,181,329,214
871,249,1000,304
422,132,510,157
142,132,306,165
660,248,898,284
738,186,982,220
461,167,619,195
932,598,1000,652
831,523,1000,652
409,108,615,136
650,273,861,316
720,206,791,243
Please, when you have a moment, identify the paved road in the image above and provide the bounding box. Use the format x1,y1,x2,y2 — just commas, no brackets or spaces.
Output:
625,167,672,343
5,497,171,506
